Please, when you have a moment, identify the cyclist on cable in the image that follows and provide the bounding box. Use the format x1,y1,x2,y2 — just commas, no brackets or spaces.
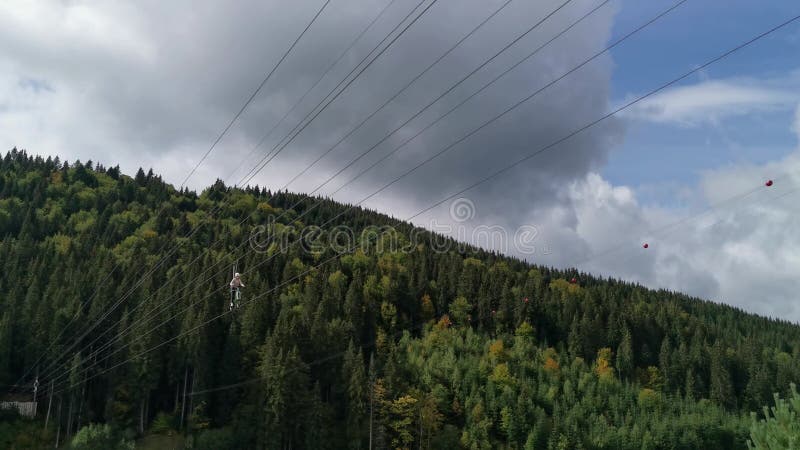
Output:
229,273,245,311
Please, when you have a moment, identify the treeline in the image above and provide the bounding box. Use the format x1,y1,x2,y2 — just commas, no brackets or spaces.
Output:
0,148,798,449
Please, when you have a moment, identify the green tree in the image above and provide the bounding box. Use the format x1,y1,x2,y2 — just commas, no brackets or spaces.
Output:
69,424,133,450
419,392,443,449
616,327,634,381
748,383,800,449
386,394,418,450
710,342,735,409
0,151,799,449
449,296,472,325
343,342,367,449
0,312,12,383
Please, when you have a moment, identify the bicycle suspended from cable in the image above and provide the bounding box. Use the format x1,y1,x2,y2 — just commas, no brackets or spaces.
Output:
228,266,245,312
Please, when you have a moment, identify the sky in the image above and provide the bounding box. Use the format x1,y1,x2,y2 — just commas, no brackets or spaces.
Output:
1,0,799,321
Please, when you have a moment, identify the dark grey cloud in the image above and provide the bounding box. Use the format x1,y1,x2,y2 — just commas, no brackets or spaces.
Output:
247,0,623,227
1,0,620,211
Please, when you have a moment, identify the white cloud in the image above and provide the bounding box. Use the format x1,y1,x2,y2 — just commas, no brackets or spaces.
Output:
0,0,377,186
441,102,800,322
552,78,800,322
622,74,800,126
561,142,800,322
0,0,620,196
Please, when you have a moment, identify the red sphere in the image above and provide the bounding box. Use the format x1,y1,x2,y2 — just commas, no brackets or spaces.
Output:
523,297,529,303
643,243,649,249
570,277,577,284
766,180,773,187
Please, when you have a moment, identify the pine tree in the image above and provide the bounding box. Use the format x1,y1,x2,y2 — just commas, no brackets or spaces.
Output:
0,152,799,448
616,327,634,380
0,312,12,383
710,342,735,409
659,337,672,391
747,383,800,449
343,342,367,449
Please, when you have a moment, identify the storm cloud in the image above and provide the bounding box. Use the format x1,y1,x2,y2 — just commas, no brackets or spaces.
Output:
0,0,621,208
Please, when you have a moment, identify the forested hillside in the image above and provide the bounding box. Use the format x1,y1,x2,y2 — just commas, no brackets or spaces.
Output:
1,148,799,449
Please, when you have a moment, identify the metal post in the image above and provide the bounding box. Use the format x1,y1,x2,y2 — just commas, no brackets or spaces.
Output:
44,380,53,431
180,366,189,430
55,396,63,448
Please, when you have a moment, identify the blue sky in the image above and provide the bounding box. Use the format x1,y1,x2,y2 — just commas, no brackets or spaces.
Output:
604,0,800,205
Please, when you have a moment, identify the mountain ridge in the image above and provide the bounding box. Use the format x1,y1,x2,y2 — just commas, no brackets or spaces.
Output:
1,147,798,449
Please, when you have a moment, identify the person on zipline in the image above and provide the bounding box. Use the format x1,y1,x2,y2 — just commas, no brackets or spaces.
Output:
229,273,245,310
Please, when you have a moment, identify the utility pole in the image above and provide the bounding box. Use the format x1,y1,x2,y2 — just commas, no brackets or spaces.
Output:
368,353,375,450
180,365,189,430
66,389,74,441
418,406,423,450
368,385,373,450
187,368,196,429
76,364,88,432
32,375,39,418
44,380,53,431
55,396,63,448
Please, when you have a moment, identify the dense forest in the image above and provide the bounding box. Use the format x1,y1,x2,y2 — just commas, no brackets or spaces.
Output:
0,147,799,449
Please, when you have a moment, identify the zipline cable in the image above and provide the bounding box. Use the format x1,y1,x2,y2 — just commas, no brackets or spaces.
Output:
51,0,743,395
39,0,524,385
42,0,590,385
179,0,333,189
573,179,800,271
12,0,333,393
31,0,400,385
402,11,800,225
287,0,608,211
230,0,433,187
221,0,401,185
185,17,800,399
186,178,800,397
278,0,521,189
235,0,440,185
33,0,440,386
571,175,795,267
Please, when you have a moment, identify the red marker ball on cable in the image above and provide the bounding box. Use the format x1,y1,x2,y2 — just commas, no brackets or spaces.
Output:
766,180,773,187
643,243,649,249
